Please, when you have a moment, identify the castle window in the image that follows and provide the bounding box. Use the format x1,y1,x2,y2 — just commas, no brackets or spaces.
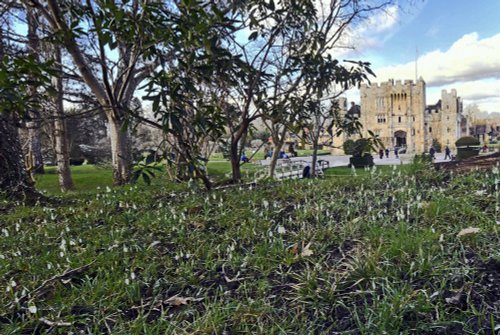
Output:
413,116,415,122
398,116,402,123
411,129,415,136
429,127,432,133
447,128,450,133
376,115,386,123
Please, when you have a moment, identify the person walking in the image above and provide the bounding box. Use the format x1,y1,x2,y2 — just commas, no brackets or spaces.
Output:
379,148,384,159
394,147,399,159
444,145,452,160
385,148,389,158
429,146,436,160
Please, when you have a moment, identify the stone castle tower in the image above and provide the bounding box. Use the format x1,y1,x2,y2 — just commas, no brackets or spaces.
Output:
357,78,466,154
359,78,426,153
425,89,465,151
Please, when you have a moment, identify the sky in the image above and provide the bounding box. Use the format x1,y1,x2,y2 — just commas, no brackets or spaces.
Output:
343,0,500,114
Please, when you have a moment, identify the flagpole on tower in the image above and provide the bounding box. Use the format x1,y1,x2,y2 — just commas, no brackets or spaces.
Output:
415,46,419,82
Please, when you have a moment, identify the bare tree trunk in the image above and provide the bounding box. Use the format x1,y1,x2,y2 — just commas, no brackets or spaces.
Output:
311,139,319,176
268,126,287,178
0,116,38,199
51,45,74,192
268,143,281,178
26,114,44,175
229,139,241,182
311,120,322,176
26,6,44,175
108,116,132,186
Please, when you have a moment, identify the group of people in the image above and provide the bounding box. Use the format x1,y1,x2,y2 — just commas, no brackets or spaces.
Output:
378,148,400,159
428,145,452,160
377,145,453,160
264,143,298,159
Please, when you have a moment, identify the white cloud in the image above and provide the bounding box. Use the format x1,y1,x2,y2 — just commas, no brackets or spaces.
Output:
369,33,500,113
374,33,500,85
323,4,402,59
346,5,400,53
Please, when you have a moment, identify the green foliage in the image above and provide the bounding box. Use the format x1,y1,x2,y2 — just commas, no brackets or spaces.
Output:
352,138,371,157
456,136,481,160
456,136,480,147
343,139,356,155
130,156,163,185
0,55,54,115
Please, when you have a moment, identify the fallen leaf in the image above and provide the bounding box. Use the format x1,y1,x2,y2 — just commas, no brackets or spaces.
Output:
192,222,205,229
301,242,313,257
445,292,462,305
164,295,202,306
457,227,480,237
290,243,299,255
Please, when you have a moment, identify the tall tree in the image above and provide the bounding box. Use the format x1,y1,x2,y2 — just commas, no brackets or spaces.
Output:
25,0,157,185
225,0,399,181
25,5,45,175
0,24,52,199
50,44,74,192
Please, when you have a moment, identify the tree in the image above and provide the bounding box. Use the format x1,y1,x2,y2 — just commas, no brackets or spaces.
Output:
0,26,53,199
142,1,247,189
25,0,158,185
50,44,74,191
226,0,400,180
25,5,45,176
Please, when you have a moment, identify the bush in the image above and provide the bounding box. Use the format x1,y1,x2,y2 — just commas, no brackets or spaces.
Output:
455,136,480,160
352,138,371,157
455,136,480,147
431,139,442,153
343,139,356,155
349,154,374,168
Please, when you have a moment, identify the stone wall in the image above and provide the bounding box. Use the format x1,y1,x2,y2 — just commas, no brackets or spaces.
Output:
359,78,426,153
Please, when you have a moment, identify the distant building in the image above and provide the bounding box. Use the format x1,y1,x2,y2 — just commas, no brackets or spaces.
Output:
352,78,468,154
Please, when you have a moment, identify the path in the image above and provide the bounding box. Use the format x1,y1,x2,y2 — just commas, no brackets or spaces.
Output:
257,153,455,168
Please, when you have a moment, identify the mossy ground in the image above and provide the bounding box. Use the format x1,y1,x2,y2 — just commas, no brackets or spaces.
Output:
1,162,498,334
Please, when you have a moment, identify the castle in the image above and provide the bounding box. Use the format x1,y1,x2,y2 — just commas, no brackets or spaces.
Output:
341,78,469,154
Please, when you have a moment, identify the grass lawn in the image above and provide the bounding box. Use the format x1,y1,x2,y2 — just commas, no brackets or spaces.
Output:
323,164,415,177
36,162,266,195
35,165,114,195
1,162,498,334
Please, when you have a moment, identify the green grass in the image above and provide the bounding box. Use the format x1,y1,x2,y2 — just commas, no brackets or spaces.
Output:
35,165,113,194
323,164,413,177
1,162,499,334
36,162,266,195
